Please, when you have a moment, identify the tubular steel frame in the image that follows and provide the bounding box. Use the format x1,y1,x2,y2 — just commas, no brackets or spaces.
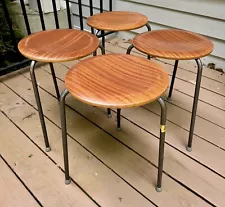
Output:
59,89,167,191
127,45,203,151
29,45,105,151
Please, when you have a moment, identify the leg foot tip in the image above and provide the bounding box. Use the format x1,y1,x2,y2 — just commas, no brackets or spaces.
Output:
107,114,112,118
186,146,192,152
116,127,121,132
46,147,51,152
156,187,162,192
65,179,71,185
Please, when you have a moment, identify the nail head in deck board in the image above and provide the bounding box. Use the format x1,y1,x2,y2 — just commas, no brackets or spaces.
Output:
29,64,225,206
0,113,97,207
18,29,99,62
87,11,148,31
65,54,169,108
0,158,39,207
0,85,156,207
5,72,212,206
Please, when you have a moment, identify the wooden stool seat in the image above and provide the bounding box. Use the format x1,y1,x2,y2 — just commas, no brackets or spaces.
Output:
18,29,99,62
87,11,148,31
132,29,214,60
65,54,169,108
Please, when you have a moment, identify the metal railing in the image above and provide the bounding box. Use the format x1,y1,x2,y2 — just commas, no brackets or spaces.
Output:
0,0,113,76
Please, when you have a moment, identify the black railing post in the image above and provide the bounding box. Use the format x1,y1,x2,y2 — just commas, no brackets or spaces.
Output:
19,0,31,34
36,0,46,30
65,0,72,29
109,0,112,11
78,0,84,30
100,0,103,13
89,0,94,33
52,0,59,28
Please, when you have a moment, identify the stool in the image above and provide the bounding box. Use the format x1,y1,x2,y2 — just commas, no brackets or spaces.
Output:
18,29,102,152
87,11,151,128
59,54,169,192
87,11,151,49
127,29,214,151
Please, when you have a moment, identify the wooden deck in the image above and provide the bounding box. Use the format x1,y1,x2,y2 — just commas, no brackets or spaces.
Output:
0,38,225,207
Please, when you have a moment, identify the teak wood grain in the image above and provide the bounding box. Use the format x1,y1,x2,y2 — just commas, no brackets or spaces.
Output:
132,29,214,60
65,54,169,108
87,11,148,31
18,29,99,62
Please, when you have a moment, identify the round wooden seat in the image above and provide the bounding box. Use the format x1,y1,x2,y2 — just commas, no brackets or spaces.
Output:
87,11,148,31
18,29,99,62
132,29,214,60
65,54,169,108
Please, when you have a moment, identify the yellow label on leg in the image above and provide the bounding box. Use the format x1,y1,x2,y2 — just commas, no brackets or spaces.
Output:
161,125,166,133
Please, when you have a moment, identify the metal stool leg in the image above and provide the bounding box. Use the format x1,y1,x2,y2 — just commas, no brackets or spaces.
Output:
107,108,112,118
117,109,121,131
146,22,151,31
49,63,60,100
30,60,51,152
156,98,167,192
97,45,112,117
60,89,71,184
168,60,179,99
101,30,105,49
187,59,203,152
99,44,105,55
127,44,134,55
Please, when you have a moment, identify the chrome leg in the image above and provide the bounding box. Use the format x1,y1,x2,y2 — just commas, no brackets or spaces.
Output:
60,89,71,184
187,59,203,152
168,60,179,99
30,60,51,152
99,44,105,55
49,63,60,100
116,109,121,131
126,44,134,55
156,98,167,192
146,22,151,31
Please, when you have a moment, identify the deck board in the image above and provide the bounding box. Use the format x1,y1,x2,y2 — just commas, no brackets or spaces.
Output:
45,58,225,177
45,61,225,151
0,82,154,207
1,70,210,206
33,66,225,206
0,102,97,207
0,39,225,207
0,157,39,207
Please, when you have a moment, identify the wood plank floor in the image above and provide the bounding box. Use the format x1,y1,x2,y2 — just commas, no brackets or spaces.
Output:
0,38,225,207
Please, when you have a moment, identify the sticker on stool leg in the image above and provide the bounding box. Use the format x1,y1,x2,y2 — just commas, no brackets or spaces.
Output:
161,125,166,133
